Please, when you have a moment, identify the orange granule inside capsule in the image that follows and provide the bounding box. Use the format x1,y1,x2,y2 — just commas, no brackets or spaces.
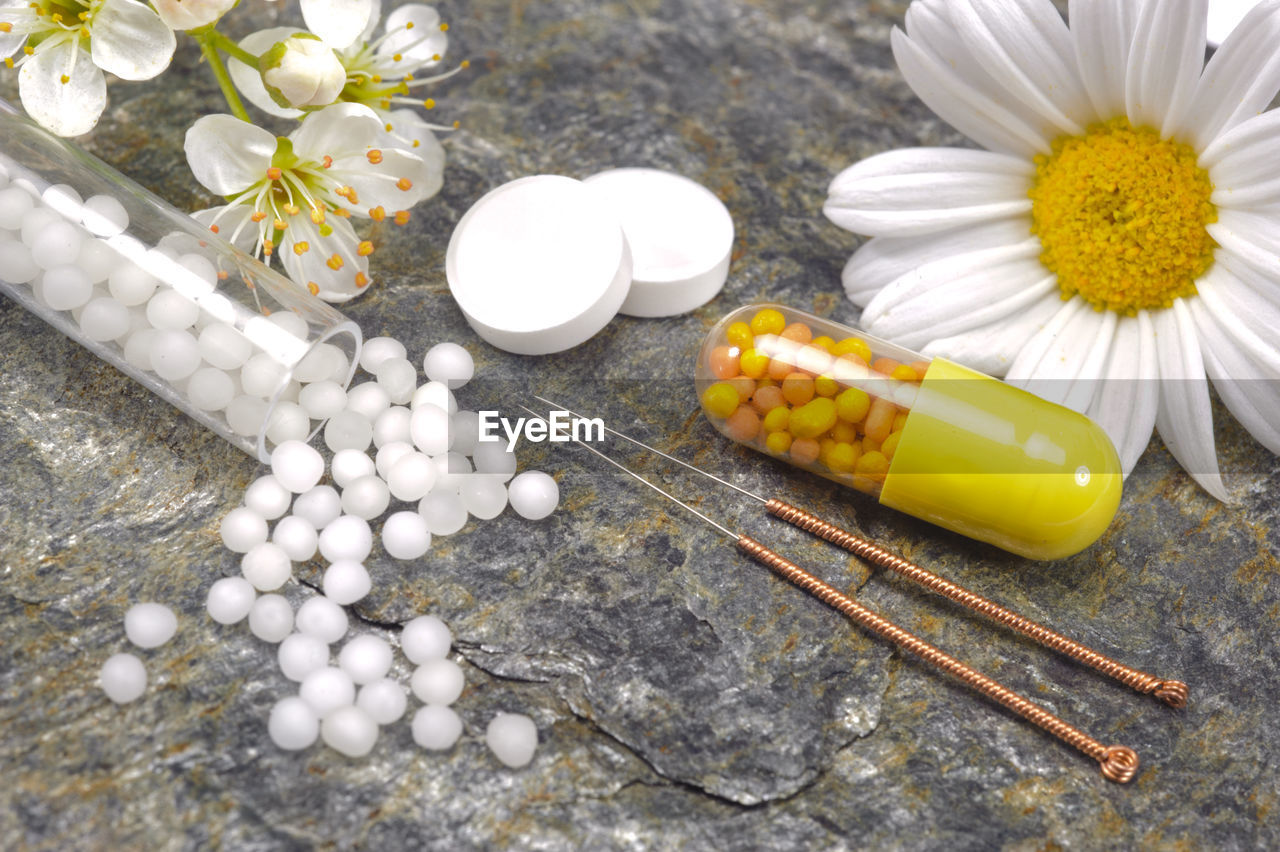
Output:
700,308,925,496
709,346,740,380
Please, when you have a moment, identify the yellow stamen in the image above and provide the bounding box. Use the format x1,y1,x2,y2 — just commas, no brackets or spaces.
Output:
394,210,411,226
263,239,274,256
1030,117,1217,313
0,22,11,32
266,167,282,180
293,241,310,255
357,240,374,256
208,224,220,234
396,177,413,191
308,282,319,295
355,272,369,288
366,149,383,164
273,218,287,230
60,74,69,84
461,60,470,69
250,211,267,222
326,253,344,270
423,98,435,110
440,22,448,31
310,207,325,224
369,206,386,222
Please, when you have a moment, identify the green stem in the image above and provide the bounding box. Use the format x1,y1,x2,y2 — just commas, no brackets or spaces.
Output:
205,29,261,68
194,31,251,122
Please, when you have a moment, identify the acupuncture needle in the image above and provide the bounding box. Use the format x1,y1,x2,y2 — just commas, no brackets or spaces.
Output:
532,394,1189,710
518,406,1142,783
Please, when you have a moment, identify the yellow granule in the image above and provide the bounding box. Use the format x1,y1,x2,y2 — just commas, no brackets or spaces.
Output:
1029,117,1217,313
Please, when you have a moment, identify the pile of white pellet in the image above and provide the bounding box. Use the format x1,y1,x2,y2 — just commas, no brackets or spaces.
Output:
101,337,552,770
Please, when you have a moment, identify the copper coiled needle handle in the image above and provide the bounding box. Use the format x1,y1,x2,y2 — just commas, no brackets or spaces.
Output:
766,499,1188,710
736,535,1140,783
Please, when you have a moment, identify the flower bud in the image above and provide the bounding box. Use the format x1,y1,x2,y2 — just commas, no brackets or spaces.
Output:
152,0,238,31
260,34,346,110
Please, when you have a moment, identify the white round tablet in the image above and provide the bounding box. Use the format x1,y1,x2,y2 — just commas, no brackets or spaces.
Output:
446,175,632,355
583,168,733,317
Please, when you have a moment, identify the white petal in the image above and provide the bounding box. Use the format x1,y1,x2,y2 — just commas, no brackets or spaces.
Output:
1086,311,1159,473
1125,0,1208,137
184,114,277,196
1069,0,1140,120
0,9,26,58
1190,297,1280,455
359,0,383,43
1216,251,1280,312
921,292,1063,376
1005,298,1116,413
950,0,1090,134
281,214,370,302
1177,0,1280,150
1152,300,1227,500
227,27,305,120
383,108,446,160
841,216,1033,306
90,0,175,81
192,204,259,255
824,147,1032,238
152,0,237,31
1199,106,1280,172
301,0,373,49
332,147,440,214
890,25,1049,157
19,40,106,137
382,4,447,64
861,251,1051,350
289,102,381,161
1208,209,1280,287
1194,264,1280,376
1005,295,1089,384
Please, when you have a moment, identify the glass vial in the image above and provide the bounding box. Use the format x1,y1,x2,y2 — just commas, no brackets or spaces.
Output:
0,100,362,463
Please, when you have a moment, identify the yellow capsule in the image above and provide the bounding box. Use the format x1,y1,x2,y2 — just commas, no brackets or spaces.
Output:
701,382,740,419
826,442,859,473
881,431,901,459
891,363,920,382
855,450,890,479
811,335,836,352
763,406,791,433
814,374,839,397
831,421,858,444
739,348,769,379
893,412,909,433
831,336,872,363
750,308,786,336
726,321,754,351
835,387,871,423
765,431,793,454
789,397,838,440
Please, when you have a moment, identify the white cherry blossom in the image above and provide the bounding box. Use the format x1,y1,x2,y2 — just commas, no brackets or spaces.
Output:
185,102,442,301
1,0,175,136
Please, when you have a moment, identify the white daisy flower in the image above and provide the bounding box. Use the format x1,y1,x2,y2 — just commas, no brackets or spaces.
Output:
824,0,1280,500
0,0,175,136
185,102,443,302
227,2,464,151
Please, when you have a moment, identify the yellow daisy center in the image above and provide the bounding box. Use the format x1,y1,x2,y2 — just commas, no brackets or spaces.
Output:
1029,117,1217,313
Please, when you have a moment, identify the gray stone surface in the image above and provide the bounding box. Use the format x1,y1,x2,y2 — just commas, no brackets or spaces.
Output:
3,1,1279,849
